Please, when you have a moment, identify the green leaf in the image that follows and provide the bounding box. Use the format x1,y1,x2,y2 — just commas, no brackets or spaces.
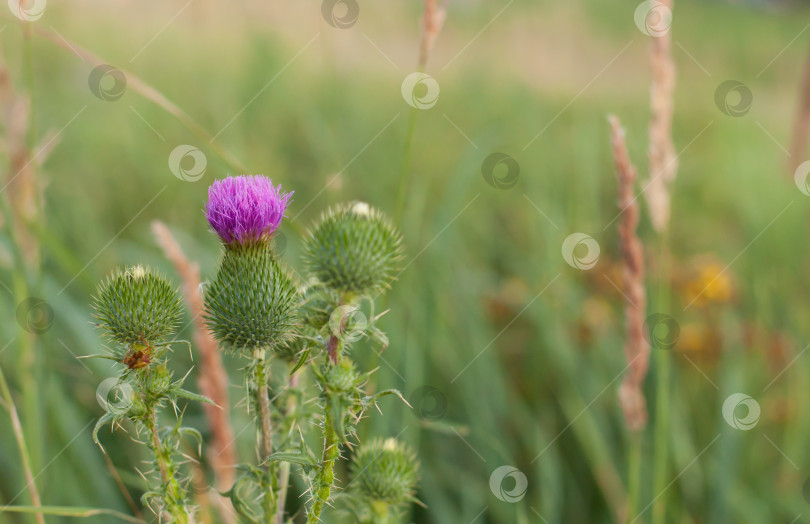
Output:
368,326,389,350
171,387,214,405
290,347,312,375
177,426,203,452
77,354,121,362
330,396,349,443
92,412,117,451
263,450,319,468
362,388,411,410
222,475,262,524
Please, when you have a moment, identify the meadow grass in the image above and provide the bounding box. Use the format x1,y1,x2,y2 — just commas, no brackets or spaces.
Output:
1,1,810,522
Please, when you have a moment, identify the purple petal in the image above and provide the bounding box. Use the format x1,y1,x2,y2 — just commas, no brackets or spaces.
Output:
205,175,292,244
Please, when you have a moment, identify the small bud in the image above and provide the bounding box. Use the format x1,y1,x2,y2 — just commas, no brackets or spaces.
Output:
303,202,404,296
126,394,148,419
300,285,339,330
92,266,183,346
142,364,173,397
323,357,360,392
351,438,420,505
204,243,299,353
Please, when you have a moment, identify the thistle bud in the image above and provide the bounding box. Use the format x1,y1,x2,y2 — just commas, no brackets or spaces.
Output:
203,176,299,353
126,394,148,419
205,243,299,353
351,438,419,506
141,364,173,397
303,202,403,296
300,284,339,331
323,357,360,393
92,266,183,346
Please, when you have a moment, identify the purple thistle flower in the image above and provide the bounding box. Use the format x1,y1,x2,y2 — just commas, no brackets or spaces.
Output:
205,175,292,245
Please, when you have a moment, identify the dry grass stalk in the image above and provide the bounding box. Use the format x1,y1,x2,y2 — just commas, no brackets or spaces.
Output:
645,0,677,232
32,25,246,173
151,221,236,523
610,116,649,432
790,42,810,173
0,40,40,267
418,0,446,68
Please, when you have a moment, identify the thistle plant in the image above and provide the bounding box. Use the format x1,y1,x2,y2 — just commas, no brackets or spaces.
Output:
301,201,407,523
89,176,419,524
91,266,210,523
203,175,299,522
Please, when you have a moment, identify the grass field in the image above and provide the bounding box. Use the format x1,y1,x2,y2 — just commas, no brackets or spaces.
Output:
2,0,810,522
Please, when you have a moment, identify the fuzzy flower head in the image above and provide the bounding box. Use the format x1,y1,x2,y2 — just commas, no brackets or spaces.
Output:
205,175,292,246
351,438,420,506
92,265,183,348
303,202,404,297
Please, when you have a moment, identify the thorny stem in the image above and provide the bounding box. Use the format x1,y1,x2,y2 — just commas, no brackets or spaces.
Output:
307,331,346,524
254,350,278,522
145,405,189,524
275,370,300,524
0,365,44,524
307,408,340,524
326,335,339,365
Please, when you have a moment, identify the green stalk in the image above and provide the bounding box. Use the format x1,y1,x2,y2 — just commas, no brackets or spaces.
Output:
651,228,672,524
393,106,420,222
0,365,44,524
306,409,339,524
275,370,300,524
0,192,41,524
626,431,642,523
15,27,45,489
307,333,344,524
254,350,278,523
145,406,189,524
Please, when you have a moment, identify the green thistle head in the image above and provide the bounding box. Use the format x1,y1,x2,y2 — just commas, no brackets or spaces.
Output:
139,363,173,398
351,438,420,506
92,266,183,346
204,243,299,354
303,202,404,297
323,357,361,393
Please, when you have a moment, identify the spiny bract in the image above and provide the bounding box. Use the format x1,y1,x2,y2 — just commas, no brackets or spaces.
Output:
350,438,420,505
92,266,183,346
204,243,299,353
303,202,404,296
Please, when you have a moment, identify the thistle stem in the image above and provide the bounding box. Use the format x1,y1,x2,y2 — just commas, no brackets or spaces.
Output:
275,370,300,524
253,350,278,522
145,406,189,524
307,409,339,524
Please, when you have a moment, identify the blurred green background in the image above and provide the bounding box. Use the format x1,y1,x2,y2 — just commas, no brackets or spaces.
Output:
2,0,810,522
